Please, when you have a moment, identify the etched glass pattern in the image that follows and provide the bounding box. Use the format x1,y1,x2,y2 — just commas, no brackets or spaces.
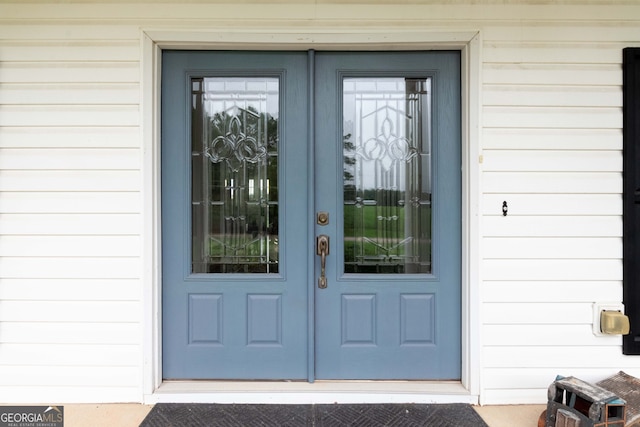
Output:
343,78,432,274
191,77,279,273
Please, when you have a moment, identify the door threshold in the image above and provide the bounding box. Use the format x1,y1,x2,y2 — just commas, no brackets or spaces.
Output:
148,380,477,404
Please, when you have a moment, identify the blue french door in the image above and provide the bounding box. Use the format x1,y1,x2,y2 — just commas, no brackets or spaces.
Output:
313,52,461,379
161,52,309,379
161,50,460,380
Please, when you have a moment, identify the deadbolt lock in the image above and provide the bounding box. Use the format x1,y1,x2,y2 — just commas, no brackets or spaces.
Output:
317,211,329,225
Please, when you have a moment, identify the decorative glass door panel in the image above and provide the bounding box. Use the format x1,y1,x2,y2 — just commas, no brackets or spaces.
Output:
191,77,279,274
162,50,461,381
343,78,432,274
314,52,460,380
162,52,308,380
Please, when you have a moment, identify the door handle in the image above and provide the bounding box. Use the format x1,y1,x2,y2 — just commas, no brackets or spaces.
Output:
316,235,330,289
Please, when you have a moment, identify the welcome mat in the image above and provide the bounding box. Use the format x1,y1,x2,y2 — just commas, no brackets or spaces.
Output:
139,403,487,426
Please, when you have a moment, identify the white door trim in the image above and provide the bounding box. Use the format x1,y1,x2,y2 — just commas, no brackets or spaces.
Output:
140,28,482,404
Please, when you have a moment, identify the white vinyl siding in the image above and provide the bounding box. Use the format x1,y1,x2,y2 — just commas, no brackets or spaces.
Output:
0,0,638,404
480,20,635,403
0,14,141,402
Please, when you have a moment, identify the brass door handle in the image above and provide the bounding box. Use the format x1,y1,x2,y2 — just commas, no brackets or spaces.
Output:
316,235,330,288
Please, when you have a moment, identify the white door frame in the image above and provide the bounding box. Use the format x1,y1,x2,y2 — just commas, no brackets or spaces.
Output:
140,28,482,404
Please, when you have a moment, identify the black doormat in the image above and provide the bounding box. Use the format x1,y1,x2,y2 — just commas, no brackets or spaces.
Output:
139,403,488,427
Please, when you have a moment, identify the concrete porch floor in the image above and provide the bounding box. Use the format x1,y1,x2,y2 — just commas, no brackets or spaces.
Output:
60,403,547,426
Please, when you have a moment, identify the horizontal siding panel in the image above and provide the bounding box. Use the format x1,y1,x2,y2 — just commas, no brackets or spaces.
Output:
354,4,640,21
483,106,621,129
483,216,622,237
483,128,622,150
483,302,592,325
0,279,140,301
0,386,140,404
0,149,140,170
0,322,139,345
0,344,139,367
0,2,310,20
0,301,139,322
483,324,620,346
0,62,139,83
0,105,139,127
482,150,621,172
483,368,623,390
0,236,140,257
0,83,140,105
484,346,629,369
483,194,622,215
483,63,621,86
0,214,141,236
0,257,140,279
0,213,141,235
0,192,140,214
0,24,140,40
483,259,622,281
1,3,639,20
483,172,621,194
0,127,140,148
0,366,139,387
483,42,626,64
483,281,622,303
0,41,139,62
0,170,141,191
483,85,621,107
483,24,640,43
483,237,622,259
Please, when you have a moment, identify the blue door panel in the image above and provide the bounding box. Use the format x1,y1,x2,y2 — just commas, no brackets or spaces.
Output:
162,50,461,380
313,52,461,380
162,51,309,379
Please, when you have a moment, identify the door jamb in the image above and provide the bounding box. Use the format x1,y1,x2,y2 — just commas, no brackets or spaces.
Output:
141,29,482,404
